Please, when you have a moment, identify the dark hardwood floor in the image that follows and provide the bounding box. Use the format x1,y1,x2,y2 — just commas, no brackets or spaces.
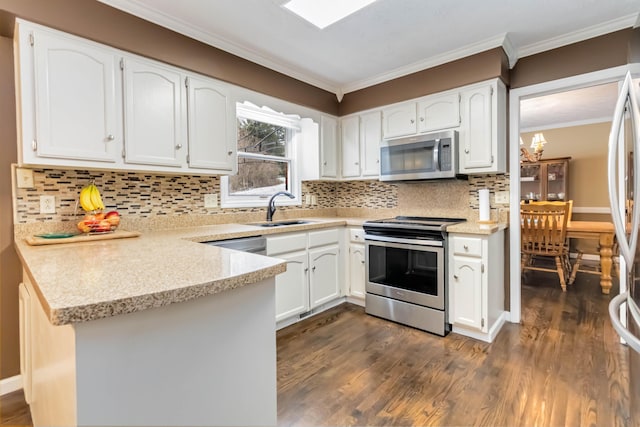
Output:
2,272,632,426
277,272,632,427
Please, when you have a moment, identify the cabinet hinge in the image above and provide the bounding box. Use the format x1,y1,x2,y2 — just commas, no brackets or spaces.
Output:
491,155,494,164
121,148,126,159
490,86,494,96
186,154,190,164
481,263,485,273
31,139,37,151
185,77,189,88
481,318,485,328
29,33,34,46
119,58,124,70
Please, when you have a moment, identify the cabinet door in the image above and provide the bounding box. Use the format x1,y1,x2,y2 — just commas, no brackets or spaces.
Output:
320,116,339,178
450,256,484,331
348,244,366,299
382,102,417,138
309,245,340,308
417,93,460,133
275,251,309,322
341,115,360,178
360,111,382,177
123,57,185,167
520,163,543,201
460,85,493,171
31,29,120,162
186,75,236,172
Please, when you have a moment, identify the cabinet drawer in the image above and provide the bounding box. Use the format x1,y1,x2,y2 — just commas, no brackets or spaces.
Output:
267,233,307,255
350,228,365,243
308,228,340,248
452,236,482,257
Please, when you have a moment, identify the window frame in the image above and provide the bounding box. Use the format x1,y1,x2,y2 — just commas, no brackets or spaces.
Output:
220,103,301,208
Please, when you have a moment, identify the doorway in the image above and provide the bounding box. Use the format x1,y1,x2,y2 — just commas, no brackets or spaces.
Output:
508,65,633,323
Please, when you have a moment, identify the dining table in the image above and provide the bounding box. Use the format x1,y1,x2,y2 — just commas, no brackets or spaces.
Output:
566,220,615,294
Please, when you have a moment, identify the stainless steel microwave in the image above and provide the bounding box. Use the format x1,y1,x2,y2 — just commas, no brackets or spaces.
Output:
379,130,459,181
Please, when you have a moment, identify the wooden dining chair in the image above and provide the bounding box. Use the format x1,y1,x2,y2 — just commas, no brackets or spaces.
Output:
521,202,571,291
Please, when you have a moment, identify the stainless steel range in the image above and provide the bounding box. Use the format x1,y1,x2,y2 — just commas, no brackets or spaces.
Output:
363,216,466,336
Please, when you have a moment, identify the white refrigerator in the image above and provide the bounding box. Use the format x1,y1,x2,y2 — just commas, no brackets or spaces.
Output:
608,71,640,421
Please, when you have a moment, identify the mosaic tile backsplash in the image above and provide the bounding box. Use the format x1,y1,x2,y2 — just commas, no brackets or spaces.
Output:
13,168,509,227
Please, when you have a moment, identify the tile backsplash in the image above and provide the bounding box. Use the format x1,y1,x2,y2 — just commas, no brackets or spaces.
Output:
13,167,509,228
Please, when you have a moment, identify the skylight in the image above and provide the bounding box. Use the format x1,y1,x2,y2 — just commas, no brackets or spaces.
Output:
283,0,376,29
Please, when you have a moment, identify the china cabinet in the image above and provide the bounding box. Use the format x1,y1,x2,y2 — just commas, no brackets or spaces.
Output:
520,157,571,201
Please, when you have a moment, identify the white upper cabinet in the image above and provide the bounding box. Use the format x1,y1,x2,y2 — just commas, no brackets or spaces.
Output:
340,115,360,178
122,57,185,168
16,21,122,166
459,79,506,174
186,75,237,173
15,20,238,176
320,115,339,179
359,111,382,177
417,93,460,133
339,111,381,180
382,102,417,138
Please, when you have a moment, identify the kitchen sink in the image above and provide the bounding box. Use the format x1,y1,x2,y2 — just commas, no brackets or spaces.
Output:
249,220,312,227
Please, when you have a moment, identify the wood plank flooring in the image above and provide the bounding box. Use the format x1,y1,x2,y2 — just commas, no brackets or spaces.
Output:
277,272,632,427
1,272,632,426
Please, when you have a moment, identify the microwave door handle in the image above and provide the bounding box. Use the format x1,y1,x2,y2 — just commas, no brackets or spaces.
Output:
433,139,440,171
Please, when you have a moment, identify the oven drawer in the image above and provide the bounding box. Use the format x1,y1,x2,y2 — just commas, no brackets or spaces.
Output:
452,236,482,257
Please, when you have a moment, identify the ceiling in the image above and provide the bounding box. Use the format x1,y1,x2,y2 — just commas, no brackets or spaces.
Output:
98,0,638,130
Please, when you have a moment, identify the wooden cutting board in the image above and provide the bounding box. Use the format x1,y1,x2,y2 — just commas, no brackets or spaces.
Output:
26,230,141,246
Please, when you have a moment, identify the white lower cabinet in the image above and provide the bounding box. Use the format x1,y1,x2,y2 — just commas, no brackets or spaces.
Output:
346,227,366,304
268,228,342,324
448,230,505,342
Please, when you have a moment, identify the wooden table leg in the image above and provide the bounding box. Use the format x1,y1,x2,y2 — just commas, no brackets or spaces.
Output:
599,233,615,294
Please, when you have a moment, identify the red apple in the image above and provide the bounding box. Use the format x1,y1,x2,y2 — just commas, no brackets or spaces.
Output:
105,211,120,228
77,220,91,233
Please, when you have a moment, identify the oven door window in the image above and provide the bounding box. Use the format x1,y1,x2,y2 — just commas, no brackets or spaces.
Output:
368,243,441,296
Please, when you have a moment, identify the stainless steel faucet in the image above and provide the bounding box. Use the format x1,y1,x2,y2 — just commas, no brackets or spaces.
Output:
266,191,295,221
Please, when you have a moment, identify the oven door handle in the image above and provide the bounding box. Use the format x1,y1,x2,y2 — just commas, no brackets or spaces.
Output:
365,234,443,247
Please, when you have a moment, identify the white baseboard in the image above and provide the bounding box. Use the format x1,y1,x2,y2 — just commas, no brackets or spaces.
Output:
0,375,22,395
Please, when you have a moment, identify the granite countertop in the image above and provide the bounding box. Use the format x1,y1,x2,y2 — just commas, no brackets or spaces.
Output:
15,216,500,326
15,218,350,326
446,221,508,235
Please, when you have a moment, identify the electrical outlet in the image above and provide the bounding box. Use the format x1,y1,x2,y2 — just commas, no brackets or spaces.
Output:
16,168,35,188
311,195,317,206
40,195,55,214
495,191,509,204
204,193,218,208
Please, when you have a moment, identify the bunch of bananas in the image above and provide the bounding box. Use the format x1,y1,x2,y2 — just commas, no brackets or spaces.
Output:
79,182,105,212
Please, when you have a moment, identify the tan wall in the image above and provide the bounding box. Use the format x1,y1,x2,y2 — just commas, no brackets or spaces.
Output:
521,121,611,209
0,35,21,379
511,28,635,89
339,48,509,115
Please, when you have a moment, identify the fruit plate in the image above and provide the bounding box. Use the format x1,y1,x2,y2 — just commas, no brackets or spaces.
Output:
34,232,79,239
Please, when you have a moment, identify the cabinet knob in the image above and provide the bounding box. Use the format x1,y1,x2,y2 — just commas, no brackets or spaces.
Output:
323,161,327,166
419,117,424,122
376,159,379,163
361,260,365,264
454,275,459,280
355,162,359,165
227,151,233,156
312,266,316,272
464,148,469,154
175,143,183,149
304,267,309,273
464,244,469,250
106,134,115,141
410,119,415,124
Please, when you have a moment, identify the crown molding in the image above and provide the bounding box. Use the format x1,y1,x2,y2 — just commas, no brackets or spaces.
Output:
340,34,508,94
517,12,640,59
520,116,612,133
98,0,340,94
501,33,518,69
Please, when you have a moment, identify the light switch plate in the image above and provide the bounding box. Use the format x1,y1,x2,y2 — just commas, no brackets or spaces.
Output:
495,191,509,204
305,194,312,205
204,193,218,208
40,195,55,214
311,195,317,206
16,168,35,188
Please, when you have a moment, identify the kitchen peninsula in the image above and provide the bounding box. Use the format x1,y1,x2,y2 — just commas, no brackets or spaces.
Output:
15,224,288,427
